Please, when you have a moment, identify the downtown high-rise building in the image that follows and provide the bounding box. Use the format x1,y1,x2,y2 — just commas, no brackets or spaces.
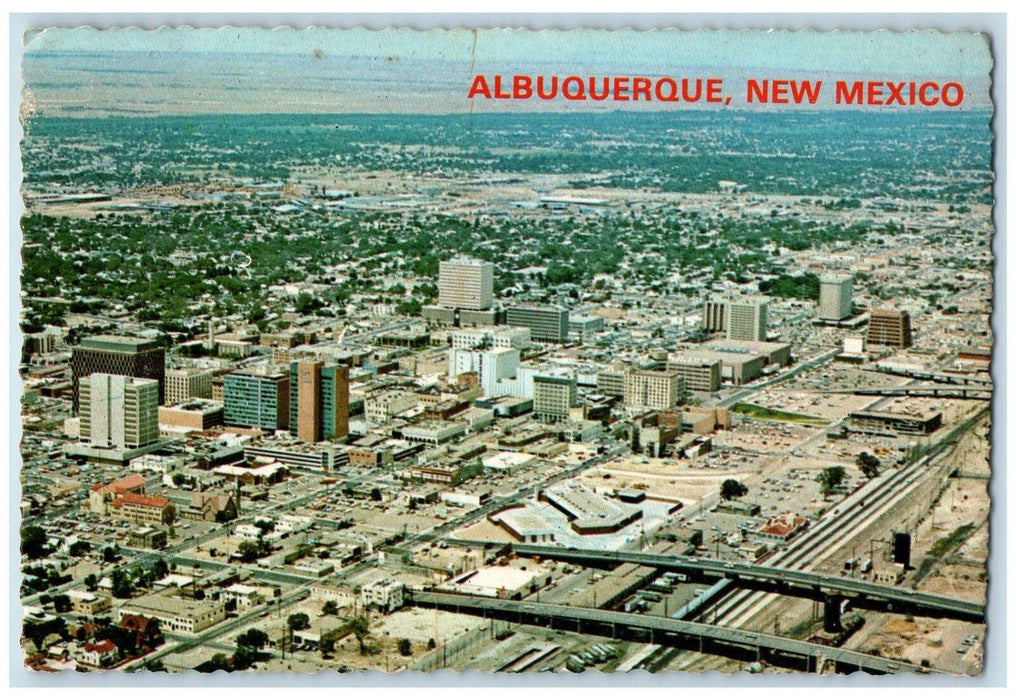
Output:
289,361,350,442
533,375,577,422
165,367,214,405
819,275,854,321
70,335,166,412
726,296,769,342
506,304,570,343
223,369,290,431
79,373,160,450
868,309,913,348
438,257,494,311
625,367,685,412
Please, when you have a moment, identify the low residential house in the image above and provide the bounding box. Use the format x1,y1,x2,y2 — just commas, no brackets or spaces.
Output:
118,614,163,651
76,639,117,668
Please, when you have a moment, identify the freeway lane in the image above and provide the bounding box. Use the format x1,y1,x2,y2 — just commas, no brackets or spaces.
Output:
407,590,923,675
495,544,983,622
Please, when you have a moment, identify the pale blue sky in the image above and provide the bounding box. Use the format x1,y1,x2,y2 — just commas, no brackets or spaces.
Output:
21,27,994,115
25,26,991,76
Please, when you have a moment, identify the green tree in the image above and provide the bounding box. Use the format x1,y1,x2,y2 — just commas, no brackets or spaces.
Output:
143,659,168,672
52,594,72,613
856,452,882,479
398,638,413,656
152,558,169,580
237,628,269,649
817,466,848,499
68,540,92,557
237,540,263,563
110,569,133,599
84,573,99,592
287,613,310,631
720,479,749,501
322,600,340,616
20,525,48,559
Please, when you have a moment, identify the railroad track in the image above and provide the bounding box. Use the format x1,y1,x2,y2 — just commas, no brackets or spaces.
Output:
638,405,988,672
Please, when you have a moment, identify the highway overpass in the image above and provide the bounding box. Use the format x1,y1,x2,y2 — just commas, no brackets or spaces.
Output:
449,542,984,625
407,590,923,675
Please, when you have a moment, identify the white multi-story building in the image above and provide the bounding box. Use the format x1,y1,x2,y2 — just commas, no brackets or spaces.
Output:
450,326,531,350
364,390,418,425
533,375,576,422
79,374,160,449
726,296,769,342
360,579,404,613
625,367,684,412
448,347,521,396
438,257,494,311
819,275,853,321
165,367,214,405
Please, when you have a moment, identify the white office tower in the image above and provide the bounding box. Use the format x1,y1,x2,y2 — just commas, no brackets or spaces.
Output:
726,296,769,342
449,347,520,396
79,373,160,449
439,258,494,310
624,367,684,412
819,275,853,321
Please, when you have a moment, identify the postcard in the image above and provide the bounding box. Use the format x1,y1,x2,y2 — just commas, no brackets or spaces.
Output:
16,25,994,677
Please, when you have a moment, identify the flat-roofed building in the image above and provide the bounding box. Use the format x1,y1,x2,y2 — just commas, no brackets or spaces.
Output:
127,526,168,549
449,326,531,350
489,506,556,543
667,355,722,392
819,275,854,321
726,296,769,341
68,590,113,616
625,367,684,412
223,369,290,431
506,304,569,343
360,579,404,613
79,374,160,450
165,367,213,405
117,594,225,635
570,315,605,339
70,335,166,412
702,298,728,333
158,400,224,431
541,482,642,535
401,421,467,445
696,339,793,385
448,347,520,397
867,308,913,348
364,390,417,425
533,375,576,422
596,369,626,397
439,257,494,311
289,361,349,442
847,409,941,436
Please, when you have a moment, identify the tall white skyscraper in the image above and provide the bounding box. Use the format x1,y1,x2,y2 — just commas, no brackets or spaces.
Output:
79,373,160,449
819,275,853,321
438,257,494,311
726,297,769,341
